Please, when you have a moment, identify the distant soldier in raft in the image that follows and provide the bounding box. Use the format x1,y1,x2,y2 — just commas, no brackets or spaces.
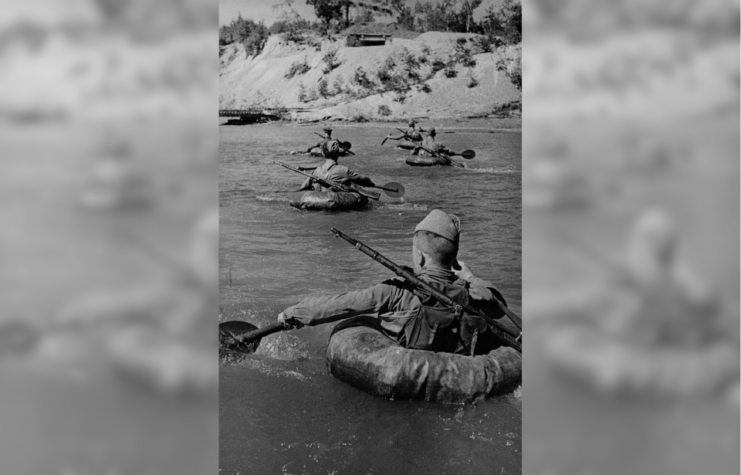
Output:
382,120,425,149
290,139,376,210
411,128,453,157
303,128,352,157
297,142,374,192
278,210,510,355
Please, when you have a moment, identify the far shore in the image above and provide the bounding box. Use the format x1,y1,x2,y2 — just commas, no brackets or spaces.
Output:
219,116,522,132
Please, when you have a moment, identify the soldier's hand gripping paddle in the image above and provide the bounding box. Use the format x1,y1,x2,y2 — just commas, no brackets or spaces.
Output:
372,182,405,198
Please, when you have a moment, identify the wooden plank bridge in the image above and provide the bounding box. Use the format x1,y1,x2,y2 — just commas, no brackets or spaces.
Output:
219,108,318,123
219,109,281,120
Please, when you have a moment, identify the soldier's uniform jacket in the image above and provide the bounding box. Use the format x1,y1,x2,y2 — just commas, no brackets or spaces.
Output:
299,159,373,192
405,127,423,142
418,136,451,156
282,264,507,355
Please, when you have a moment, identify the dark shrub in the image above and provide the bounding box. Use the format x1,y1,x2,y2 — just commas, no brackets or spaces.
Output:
322,47,342,74
318,78,330,98
431,59,446,74
352,67,376,90
285,58,311,79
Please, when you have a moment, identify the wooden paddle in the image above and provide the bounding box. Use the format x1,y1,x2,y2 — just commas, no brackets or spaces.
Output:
450,149,476,159
388,128,421,146
220,320,287,354
371,182,405,198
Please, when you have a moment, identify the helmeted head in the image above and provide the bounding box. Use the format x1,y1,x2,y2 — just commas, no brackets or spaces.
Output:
408,120,416,128
323,127,333,136
323,139,341,160
427,128,436,137
413,209,460,272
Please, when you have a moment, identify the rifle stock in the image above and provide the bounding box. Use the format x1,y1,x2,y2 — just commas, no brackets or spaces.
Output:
330,228,522,352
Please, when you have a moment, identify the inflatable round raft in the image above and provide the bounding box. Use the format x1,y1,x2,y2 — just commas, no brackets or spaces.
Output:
290,190,368,211
545,325,740,398
394,141,419,150
307,149,352,158
405,155,452,167
327,323,521,403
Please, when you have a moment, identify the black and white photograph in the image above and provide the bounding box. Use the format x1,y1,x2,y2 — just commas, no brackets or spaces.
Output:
218,0,523,473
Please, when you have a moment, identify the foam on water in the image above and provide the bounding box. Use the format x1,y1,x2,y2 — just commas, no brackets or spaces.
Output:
464,166,520,174
255,193,292,203
382,202,429,211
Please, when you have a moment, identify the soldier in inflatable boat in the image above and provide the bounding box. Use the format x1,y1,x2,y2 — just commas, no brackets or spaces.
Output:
278,210,509,355
382,120,425,146
304,127,353,157
304,127,335,155
412,128,452,157
297,138,376,193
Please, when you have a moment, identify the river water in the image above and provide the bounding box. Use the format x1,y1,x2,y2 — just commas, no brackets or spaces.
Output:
219,121,522,474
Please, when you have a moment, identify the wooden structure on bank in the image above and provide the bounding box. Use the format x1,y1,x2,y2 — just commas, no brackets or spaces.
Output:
346,33,391,47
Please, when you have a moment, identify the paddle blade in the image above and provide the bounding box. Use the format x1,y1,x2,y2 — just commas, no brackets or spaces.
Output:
382,182,405,198
341,141,352,150
362,189,382,200
219,321,260,354
460,149,476,159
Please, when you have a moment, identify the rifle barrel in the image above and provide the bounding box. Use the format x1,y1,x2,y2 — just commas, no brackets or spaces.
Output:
275,162,379,200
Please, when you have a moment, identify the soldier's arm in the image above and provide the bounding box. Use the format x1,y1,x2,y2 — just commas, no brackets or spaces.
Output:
306,141,321,153
297,176,314,191
453,261,506,319
279,283,402,326
346,169,375,187
438,144,452,155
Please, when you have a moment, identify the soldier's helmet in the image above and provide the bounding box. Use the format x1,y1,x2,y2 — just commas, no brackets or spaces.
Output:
323,139,341,159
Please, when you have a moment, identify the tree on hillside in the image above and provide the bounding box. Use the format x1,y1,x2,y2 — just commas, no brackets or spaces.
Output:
271,0,321,40
481,0,521,44
458,0,483,33
413,0,488,33
219,14,271,57
356,0,415,30
354,7,376,23
306,0,354,32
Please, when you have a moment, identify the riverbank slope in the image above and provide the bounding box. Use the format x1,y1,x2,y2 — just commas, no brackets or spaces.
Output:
219,31,521,122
